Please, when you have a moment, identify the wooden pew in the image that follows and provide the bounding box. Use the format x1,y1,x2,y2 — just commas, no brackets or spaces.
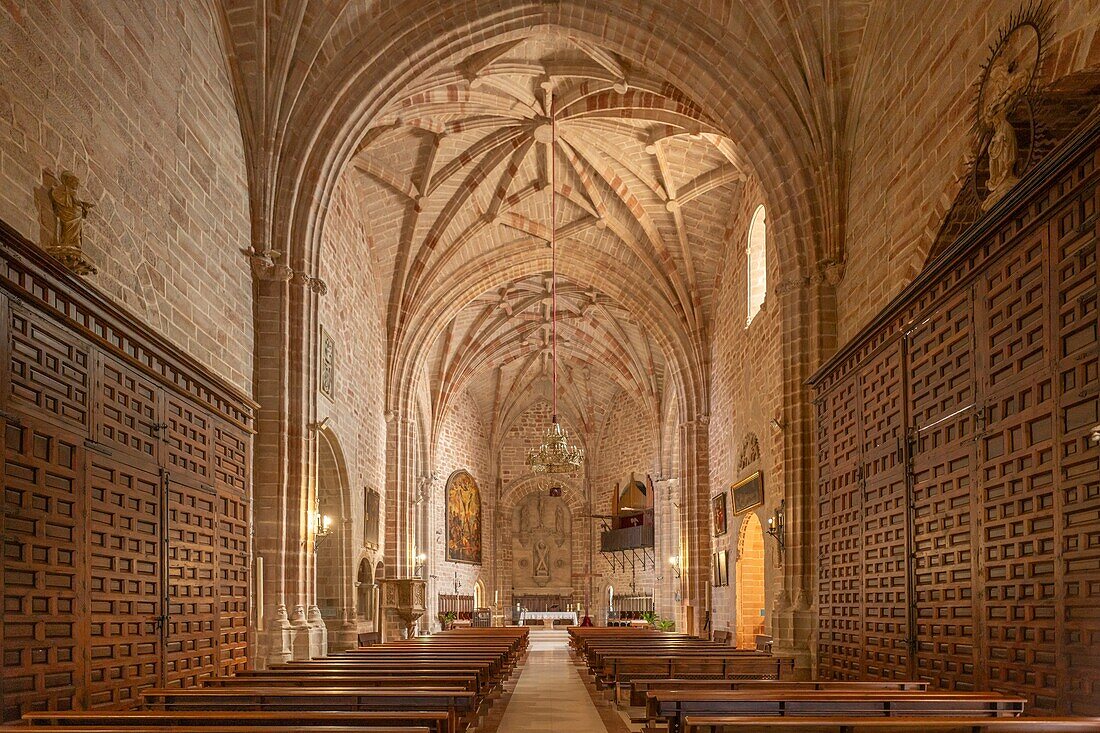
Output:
142,688,477,733
203,673,480,693
7,727,428,733
20,711,448,731
646,691,1027,733
266,662,496,694
680,716,1100,732
627,680,929,708
597,654,795,694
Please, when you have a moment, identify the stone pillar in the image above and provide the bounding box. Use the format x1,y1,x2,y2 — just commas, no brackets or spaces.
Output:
677,418,711,637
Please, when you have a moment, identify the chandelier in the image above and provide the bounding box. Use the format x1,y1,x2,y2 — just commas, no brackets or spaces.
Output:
526,94,584,475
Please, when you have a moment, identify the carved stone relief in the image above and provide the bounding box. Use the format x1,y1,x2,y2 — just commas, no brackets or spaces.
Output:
512,492,572,592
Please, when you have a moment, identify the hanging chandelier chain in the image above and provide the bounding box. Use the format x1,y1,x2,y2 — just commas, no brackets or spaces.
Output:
550,96,558,423
525,84,583,476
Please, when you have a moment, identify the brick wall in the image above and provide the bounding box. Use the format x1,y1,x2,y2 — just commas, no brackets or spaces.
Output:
839,0,1100,343
0,0,253,389
591,390,660,621
707,176,783,638
316,173,390,638
429,388,492,629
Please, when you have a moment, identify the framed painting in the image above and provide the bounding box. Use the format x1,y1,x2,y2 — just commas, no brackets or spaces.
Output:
712,491,728,536
732,471,764,514
712,552,721,587
446,470,482,564
717,549,729,587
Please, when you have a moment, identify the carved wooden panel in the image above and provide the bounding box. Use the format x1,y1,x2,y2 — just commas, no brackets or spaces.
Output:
978,376,1059,709
815,375,863,680
810,119,1100,713
2,421,85,719
212,421,248,496
85,459,162,707
94,357,160,464
163,397,211,483
8,308,90,431
858,344,908,680
165,479,219,687
0,226,253,722
1051,183,1098,715
907,289,978,691
979,233,1050,394
217,492,250,676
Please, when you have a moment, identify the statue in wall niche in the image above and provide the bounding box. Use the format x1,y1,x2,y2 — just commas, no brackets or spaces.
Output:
554,504,567,546
47,171,97,275
981,60,1029,210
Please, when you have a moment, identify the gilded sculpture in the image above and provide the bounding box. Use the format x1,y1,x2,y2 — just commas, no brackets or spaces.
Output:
47,171,97,274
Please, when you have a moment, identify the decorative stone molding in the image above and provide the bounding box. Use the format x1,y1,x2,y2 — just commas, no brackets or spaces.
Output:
774,276,810,295
737,433,760,470
814,257,846,286
244,247,294,281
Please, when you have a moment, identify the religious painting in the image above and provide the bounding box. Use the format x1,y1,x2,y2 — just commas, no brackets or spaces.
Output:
512,492,572,592
319,326,336,400
446,470,482,564
712,491,728,536
732,471,764,514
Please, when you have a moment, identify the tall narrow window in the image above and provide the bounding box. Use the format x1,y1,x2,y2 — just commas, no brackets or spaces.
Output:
746,204,767,325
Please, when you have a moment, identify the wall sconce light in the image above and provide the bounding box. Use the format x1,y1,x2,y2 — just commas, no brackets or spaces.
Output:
766,500,785,551
414,553,427,578
668,555,681,579
307,509,333,548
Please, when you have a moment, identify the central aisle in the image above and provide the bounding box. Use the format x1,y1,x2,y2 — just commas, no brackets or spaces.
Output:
494,629,610,732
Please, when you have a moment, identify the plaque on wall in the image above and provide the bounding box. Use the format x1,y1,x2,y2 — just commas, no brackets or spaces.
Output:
732,471,763,514
319,326,336,400
717,549,729,587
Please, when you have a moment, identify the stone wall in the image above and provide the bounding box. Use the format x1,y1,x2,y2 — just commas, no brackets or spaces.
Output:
316,173,390,642
590,390,661,621
707,176,784,639
839,0,1100,343
0,0,253,389
429,388,492,629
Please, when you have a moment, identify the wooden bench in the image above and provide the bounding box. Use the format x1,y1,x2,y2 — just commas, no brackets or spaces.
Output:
680,716,1100,732
203,673,480,693
597,654,795,694
9,727,428,733
20,711,449,731
142,688,477,733
646,691,1027,733
627,680,929,708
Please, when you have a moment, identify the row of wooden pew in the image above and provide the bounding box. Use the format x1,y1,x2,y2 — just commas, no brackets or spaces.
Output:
568,627,1100,732
3,627,528,733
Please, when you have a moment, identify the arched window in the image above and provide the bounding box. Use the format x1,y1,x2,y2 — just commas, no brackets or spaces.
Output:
746,204,767,325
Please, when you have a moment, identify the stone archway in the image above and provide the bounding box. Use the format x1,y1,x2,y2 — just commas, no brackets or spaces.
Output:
735,513,766,649
316,429,355,652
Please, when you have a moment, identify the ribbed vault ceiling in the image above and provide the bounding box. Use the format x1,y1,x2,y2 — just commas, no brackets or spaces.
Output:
348,32,748,441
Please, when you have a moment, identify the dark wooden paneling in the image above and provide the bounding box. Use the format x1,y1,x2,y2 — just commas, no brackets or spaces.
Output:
2,420,85,719
0,222,254,722
810,117,1100,713
165,479,219,688
85,458,162,708
907,288,978,692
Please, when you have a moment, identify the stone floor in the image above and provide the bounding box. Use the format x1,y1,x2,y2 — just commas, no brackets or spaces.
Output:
491,629,617,732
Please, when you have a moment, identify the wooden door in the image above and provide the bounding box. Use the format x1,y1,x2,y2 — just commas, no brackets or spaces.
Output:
906,288,979,691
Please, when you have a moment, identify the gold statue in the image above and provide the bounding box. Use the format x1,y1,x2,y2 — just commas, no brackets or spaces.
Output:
48,171,97,274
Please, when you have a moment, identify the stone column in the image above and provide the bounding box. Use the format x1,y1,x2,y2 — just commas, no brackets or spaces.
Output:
677,417,711,636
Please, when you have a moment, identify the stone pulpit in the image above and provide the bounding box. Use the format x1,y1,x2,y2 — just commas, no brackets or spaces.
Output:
380,578,426,638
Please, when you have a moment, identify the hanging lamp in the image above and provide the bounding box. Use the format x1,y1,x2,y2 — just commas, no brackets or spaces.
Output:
526,96,584,475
